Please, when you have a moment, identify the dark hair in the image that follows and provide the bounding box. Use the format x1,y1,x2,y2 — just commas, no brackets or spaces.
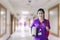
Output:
37,8,45,14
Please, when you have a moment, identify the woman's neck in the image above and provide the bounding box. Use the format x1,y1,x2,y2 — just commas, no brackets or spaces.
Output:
39,18,44,23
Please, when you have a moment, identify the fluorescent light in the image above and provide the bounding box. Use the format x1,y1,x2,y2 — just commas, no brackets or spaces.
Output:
1,11,5,15
21,11,29,14
50,11,54,15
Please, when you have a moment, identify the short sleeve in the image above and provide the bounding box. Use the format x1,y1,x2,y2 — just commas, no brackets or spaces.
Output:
30,20,36,34
30,21,35,29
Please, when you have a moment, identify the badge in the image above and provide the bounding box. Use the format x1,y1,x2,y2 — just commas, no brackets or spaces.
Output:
39,29,41,31
38,32,42,35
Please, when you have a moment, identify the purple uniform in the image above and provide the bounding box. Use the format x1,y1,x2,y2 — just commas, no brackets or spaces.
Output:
31,19,50,40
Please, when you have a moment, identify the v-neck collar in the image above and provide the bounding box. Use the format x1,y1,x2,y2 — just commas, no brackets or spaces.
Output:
38,18,45,24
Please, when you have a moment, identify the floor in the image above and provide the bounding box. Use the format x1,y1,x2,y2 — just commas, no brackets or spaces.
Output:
8,27,60,40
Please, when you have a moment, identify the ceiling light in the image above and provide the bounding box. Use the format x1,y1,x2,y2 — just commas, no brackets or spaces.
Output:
1,10,5,15
21,11,29,14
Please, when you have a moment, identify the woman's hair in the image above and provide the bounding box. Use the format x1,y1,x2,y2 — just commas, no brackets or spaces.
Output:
37,8,45,14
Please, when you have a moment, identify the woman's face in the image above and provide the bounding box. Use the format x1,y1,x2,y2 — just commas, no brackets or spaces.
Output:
38,11,44,19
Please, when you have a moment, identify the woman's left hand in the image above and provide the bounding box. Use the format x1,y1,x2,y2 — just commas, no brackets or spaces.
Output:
46,26,49,31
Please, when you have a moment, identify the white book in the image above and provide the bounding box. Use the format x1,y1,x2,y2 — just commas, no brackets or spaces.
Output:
32,27,36,36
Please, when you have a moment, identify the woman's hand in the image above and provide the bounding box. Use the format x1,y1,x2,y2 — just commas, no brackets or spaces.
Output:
32,35,36,37
46,26,49,31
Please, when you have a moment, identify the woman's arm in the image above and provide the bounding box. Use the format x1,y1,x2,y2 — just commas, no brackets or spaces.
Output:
46,20,50,31
46,20,50,37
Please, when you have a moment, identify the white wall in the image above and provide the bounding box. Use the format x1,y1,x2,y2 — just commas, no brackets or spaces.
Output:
0,0,15,14
43,0,60,19
0,10,11,40
0,0,14,40
44,1,60,40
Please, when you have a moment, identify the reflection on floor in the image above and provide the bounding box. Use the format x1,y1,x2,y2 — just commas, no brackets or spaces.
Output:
8,27,60,40
49,34,60,40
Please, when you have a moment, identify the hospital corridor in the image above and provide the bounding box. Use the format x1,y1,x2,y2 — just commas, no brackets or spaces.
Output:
0,0,60,40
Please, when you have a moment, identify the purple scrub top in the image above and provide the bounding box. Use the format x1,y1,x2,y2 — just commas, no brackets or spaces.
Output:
31,19,50,40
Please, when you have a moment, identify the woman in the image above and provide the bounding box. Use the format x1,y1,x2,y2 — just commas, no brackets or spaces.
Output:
31,8,50,40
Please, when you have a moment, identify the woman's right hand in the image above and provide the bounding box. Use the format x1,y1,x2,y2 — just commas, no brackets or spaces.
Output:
32,35,36,37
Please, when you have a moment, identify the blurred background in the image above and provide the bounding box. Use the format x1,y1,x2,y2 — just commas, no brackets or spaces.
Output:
0,0,60,40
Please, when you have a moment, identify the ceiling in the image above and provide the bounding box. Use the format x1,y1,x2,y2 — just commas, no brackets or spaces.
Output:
7,0,59,19
8,0,50,13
